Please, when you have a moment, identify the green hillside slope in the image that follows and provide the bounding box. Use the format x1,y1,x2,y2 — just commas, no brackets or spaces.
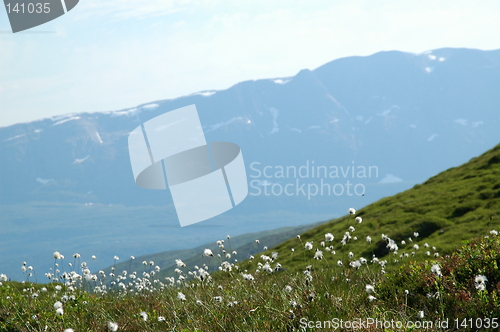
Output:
240,143,500,273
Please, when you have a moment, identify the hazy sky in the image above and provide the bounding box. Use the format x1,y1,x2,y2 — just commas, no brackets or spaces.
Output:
1,0,499,127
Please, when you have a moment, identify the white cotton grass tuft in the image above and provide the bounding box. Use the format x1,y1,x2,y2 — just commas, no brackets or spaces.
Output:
348,208,356,215
474,275,487,291
431,264,442,277
53,251,62,259
139,311,148,321
365,284,375,294
418,311,425,319
55,307,64,316
367,295,376,302
177,292,186,301
314,250,323,260
203,249,214,257
325,233,334,242
63,329,74,332
304,242,313,250
108,321,119,331
355,217,362,223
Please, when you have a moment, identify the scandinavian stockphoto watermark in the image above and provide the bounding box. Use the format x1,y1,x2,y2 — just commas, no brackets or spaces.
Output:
128,104,248,227
299,317,456,330
3,0,79,33
249,161,378,199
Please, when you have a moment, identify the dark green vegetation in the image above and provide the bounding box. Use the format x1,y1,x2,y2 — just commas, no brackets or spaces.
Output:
0,143,499,331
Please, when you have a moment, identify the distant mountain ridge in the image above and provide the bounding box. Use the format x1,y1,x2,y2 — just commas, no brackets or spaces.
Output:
1,47,499,281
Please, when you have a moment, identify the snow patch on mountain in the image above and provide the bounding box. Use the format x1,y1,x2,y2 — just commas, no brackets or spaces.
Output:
268,107,279,134
379,174,403,184
273,79,290,84
95,131,103,144
4,134,26,142
73,155,91,164
53,116,81,126
196,91,216,97
141,103,159,110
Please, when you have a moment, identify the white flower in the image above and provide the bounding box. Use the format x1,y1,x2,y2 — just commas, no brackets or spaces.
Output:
108,322,119,331
242,273,254,281
53,251,62,259
158,316,166,322
475,275,487,291
177,292,186,301
349,226,355,232
337,260,343,266
348,208,356,215
139,311,148,321
0,274,7,282
214,296,223,302
175,259,186,268
255,239,260,244
285,285,293,293
418,311,424,318
350,260,361,269
431,264,442,277
365,284,375,294
203,249,214,257
366,236,372,244
55,307,64,316
368,295,376,302
475,274,488,284
304,242,313,250
348,252,354,259
325,233,334,242
490,230,498,236
114,256,119,261
413,244,419,250
314,250,323,260
53,301,63,309
401,240,406,245
64,329,74,332
355,217,362,223
360,257,367,265
414,232,419,237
